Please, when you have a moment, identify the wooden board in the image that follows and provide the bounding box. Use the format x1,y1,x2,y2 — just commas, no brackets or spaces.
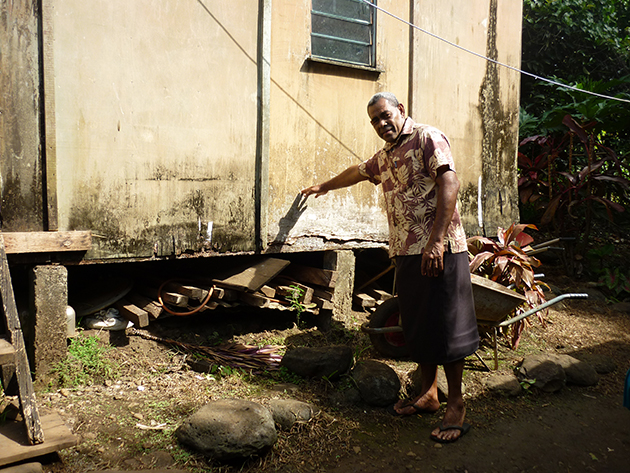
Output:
213,258,290,292
0,412,77,466
280,264,338,288
113,299,149,328
0,336,16,365
0,234,44,445
2,231,91,254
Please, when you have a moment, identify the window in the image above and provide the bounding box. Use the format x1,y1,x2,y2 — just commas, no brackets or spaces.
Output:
311,0,376,68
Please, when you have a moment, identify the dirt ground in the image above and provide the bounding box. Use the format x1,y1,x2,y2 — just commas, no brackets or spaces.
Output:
5,267,630,473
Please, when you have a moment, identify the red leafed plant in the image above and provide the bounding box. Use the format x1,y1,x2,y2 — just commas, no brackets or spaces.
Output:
467,223,548,348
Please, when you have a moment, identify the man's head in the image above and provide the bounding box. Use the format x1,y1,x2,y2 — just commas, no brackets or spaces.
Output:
367,92,406,143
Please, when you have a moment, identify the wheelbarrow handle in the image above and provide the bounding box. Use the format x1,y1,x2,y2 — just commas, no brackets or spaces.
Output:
497,293,589,328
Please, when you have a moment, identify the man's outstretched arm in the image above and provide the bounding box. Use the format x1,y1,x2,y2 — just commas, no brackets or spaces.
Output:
301,164,368,198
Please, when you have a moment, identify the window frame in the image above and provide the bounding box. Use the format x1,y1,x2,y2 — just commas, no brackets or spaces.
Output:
309,0,378,71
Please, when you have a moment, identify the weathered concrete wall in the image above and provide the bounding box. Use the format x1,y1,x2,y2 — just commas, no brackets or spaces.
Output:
266,0,409,252
411,0,522,237
50,1,259,258
267,0,522,251
0,1,44,232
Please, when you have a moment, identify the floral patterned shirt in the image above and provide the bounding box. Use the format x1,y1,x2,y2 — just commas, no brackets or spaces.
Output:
358,118,467,257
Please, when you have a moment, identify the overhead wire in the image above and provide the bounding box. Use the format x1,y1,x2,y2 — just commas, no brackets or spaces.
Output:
360,0,630,104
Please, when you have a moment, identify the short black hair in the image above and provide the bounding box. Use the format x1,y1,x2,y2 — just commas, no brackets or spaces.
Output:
367,92,399,108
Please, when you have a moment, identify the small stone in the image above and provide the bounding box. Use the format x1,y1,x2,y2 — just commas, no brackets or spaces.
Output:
60,388,70,397
133,412,144,420
353,446,361,454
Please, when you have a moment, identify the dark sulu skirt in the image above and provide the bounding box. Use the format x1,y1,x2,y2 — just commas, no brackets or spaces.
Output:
395,251,479,365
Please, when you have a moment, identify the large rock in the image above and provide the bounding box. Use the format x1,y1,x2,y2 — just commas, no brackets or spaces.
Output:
351,360,401,407
518,354,566,392
281,346,353,379
484,373,522,397
548,354,599,386
268,399,318,431
175,399,277,460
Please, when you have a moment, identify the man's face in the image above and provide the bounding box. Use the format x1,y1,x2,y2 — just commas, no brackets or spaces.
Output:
368,98,406,143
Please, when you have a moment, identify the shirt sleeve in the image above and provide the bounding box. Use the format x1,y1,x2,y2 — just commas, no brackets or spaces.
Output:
423,128,456,180
357,151,383,185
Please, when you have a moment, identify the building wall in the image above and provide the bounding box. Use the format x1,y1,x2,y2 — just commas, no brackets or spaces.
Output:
267,0,523,251
411,0,522,237
0,0,44,232
267,0,410,252
0,1,522,259
50,0,259,258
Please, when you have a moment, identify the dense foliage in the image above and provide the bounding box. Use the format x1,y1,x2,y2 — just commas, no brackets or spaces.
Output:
518,0,630,257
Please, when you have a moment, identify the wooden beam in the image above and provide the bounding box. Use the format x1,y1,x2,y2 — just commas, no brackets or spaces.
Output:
2,231,92,254
212,258,290,292
280,264,338,288
0,234,44,445
113,299,149,328
0,412,76,467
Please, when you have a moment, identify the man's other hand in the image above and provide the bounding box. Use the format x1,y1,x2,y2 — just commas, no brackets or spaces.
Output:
421,241,445,277
301,185,328,198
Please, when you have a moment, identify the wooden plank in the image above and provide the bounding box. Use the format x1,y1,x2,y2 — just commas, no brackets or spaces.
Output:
239,292,274,308
213,258,290,292
312,296,334,311
312,287,334,302
113,299,149,328
0,412,77,467
280,264,338,288
0,234,44,445
137,285,188,307
209,286,239,302
353,293,376,309
0,337,16,365
365,287,393,301
125,293,163,319
2,231,91,254
164,282,206,301
259,285,276,298
274,284,314,305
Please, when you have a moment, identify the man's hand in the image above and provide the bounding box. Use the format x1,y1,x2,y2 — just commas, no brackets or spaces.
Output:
301,185,328,198
421,240,445,277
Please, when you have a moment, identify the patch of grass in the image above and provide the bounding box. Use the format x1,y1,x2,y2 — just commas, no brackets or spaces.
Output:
51,332,118,388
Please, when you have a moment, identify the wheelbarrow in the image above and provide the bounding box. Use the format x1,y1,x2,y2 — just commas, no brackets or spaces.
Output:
361,273,588,370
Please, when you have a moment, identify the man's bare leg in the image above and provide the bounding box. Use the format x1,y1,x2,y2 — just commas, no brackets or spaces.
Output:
394,363,440,414
431,359,467,442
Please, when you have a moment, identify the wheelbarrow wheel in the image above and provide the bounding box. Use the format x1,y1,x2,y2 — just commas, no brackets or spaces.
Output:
368,297,409,359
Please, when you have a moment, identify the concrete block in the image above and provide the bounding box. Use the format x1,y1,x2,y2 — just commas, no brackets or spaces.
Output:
27,265,68,381
323,250,355,327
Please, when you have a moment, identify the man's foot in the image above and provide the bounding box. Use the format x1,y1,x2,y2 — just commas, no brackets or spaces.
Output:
430,405,467,442
430,423,471,444
391,395,439,416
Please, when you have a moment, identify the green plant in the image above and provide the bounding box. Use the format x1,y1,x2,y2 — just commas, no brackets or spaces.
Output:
51,333,117,387
520,378,537,393
598,267,630,301
285,285,317,328
468,223,548,348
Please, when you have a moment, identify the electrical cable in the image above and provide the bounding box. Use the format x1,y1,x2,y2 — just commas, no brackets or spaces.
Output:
360,0,630,104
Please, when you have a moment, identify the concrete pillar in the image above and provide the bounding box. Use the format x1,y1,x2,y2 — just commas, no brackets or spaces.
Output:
28,265,68,381
323,250,355,327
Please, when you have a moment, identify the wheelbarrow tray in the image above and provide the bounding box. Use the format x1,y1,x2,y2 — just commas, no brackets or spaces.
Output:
470,274,527,324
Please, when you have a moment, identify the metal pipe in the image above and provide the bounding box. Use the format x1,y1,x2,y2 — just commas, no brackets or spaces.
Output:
497,293,589,327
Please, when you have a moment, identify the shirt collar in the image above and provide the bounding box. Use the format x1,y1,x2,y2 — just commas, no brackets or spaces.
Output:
383,117,416,151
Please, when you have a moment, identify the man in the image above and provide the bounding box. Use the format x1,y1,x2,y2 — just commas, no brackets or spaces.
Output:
301,92,479,443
